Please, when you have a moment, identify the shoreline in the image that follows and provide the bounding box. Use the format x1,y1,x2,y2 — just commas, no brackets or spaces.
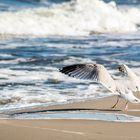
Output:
5,94,140,117
0,95,140,140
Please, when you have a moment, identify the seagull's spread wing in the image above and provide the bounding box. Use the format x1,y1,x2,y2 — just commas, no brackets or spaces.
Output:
60,64,99,81
60,63,116,93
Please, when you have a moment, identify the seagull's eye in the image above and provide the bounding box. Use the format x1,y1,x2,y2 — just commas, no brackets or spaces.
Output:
118,67,122,71
119,67,125,72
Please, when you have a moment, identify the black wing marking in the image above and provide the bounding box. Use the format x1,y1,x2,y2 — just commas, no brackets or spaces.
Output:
60,64,99,81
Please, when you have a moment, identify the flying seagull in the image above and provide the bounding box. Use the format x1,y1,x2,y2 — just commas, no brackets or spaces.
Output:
59,63,140,110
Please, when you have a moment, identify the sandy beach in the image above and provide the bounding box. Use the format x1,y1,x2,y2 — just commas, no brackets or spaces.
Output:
0,95,140,140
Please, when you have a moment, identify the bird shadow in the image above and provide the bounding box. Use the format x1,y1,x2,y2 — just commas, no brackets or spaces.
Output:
8,108,121,116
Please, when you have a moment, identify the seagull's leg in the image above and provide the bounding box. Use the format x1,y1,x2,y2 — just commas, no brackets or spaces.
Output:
111,96,119,109
124,101,129,111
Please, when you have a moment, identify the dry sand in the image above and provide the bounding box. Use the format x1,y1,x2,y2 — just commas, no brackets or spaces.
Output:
0,95,140,140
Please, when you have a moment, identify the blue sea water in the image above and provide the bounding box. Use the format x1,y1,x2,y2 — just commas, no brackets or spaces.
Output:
0,0,140,116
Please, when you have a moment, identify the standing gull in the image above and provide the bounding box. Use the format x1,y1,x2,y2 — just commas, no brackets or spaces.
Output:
60,63,140,110
112,64,140,109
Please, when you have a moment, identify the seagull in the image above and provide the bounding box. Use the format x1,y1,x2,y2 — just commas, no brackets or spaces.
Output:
113,64,140,109
59,63,140,110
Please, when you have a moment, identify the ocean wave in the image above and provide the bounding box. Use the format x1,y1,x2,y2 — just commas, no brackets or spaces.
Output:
0,0,140,36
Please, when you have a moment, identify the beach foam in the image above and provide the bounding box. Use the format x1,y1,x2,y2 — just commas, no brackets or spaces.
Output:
0,0,140,36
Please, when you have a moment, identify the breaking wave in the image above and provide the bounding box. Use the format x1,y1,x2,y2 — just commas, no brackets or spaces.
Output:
0,0,140,36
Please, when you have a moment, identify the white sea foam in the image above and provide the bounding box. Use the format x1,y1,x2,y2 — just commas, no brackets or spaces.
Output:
0,60,139,111
0,0,140,36
0,45,139,111
0,66,106,111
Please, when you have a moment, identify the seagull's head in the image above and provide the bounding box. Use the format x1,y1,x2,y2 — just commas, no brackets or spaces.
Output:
117,64,127,74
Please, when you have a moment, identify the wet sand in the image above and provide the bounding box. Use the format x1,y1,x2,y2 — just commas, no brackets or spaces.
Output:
0,95,140,140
